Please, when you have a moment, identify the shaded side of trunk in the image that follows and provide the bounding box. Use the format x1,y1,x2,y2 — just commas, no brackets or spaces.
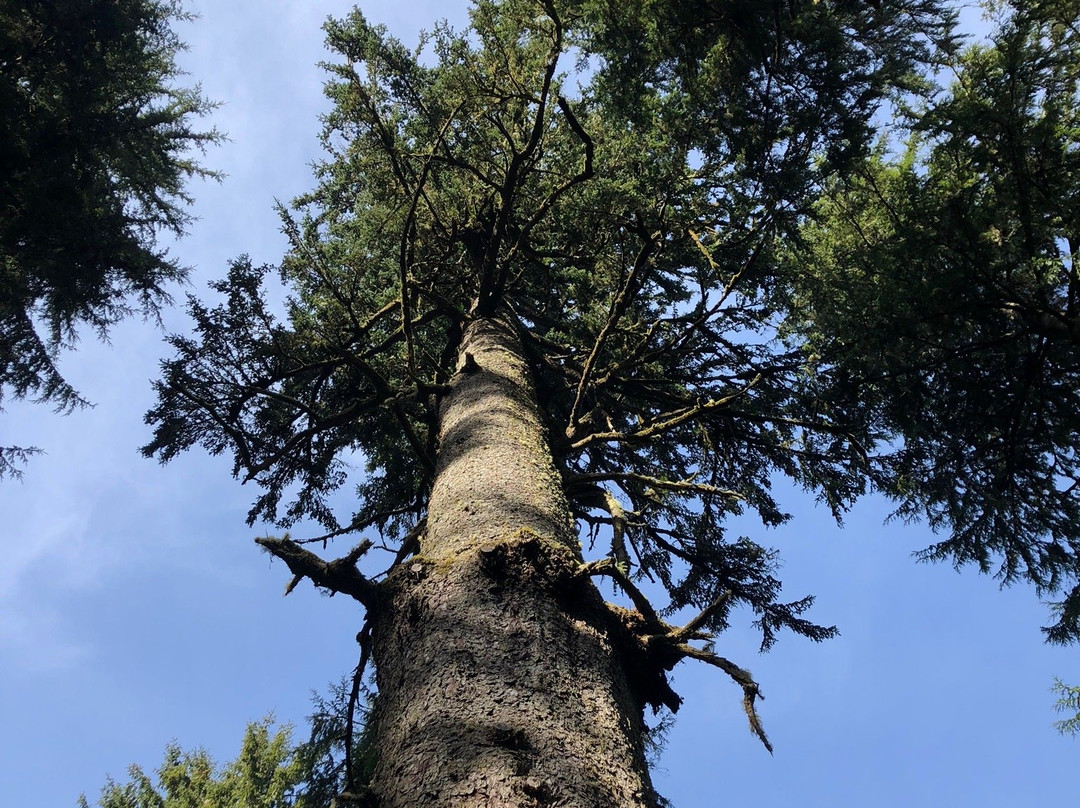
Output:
368,316,659,808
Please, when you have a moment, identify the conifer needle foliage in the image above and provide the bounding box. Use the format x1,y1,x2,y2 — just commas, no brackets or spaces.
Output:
0,0,220,475
145,0,956,650
142,0,1080,761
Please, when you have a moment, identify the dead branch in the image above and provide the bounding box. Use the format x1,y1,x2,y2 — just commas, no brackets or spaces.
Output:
672,642,773,754
256,535,379,606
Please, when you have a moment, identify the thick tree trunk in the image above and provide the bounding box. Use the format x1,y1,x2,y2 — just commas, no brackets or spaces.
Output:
368,315,659,808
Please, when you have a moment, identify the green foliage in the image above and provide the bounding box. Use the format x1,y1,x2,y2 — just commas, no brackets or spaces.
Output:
145,0,961,655
134,0,1080,771
1052,678,1080,737
783,0,1080,642
78,718,311,808
0,0,220,473
579,0,958,219
80,682,377,808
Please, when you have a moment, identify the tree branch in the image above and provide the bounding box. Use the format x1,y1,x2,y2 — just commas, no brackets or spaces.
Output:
570,374,762,451
503,94,595,275
400,102,466,380
568,471,745,502
256,535,379,606
578,557,662,630
669,589,733,643
671,642,773,754
567,234,658,436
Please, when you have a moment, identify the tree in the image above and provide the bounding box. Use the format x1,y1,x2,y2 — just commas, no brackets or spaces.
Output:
1052,678,1080,737
142,1,1080,805
783,0,1080,644
0,0,219,477
80,681,442,808
80,715,328,808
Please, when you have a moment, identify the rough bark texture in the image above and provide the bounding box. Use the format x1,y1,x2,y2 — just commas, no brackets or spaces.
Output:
368,316,659,808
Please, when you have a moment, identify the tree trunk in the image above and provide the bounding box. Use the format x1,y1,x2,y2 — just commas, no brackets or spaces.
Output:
368,315,659,808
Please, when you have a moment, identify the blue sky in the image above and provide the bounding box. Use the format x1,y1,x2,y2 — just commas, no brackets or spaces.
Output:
1,2,1076,806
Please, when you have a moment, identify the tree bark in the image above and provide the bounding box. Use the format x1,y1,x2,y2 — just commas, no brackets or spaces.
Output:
368,315,659,808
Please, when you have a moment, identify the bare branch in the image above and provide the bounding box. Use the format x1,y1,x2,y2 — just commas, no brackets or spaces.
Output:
570,374,763,451
477,1,566,312
673,642,773,754
256,535,379,606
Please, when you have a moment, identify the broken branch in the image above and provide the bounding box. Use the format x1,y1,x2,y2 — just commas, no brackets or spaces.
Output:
256,535,379,606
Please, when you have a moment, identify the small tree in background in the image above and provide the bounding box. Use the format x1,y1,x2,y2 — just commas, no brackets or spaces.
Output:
80,718,315,808
80,682,380,808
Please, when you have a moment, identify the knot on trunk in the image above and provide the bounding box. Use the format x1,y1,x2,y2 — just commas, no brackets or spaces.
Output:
473,530,580,591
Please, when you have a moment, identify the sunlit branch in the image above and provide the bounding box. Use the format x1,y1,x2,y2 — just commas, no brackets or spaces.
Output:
569,471,745,502
601,488,632,573
568,234,659,436
570,374,762,451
